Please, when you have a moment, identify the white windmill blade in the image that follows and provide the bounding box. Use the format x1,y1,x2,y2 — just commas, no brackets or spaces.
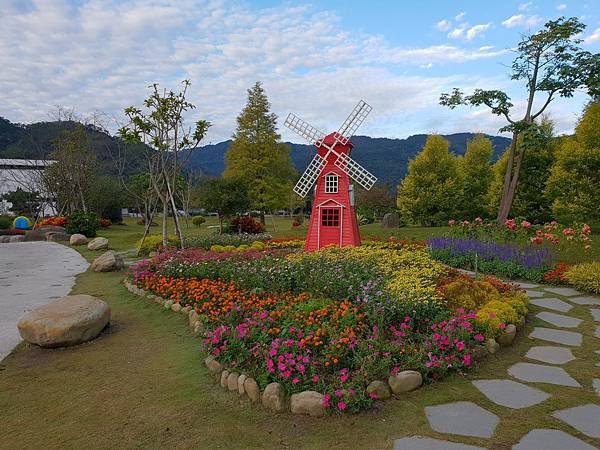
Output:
334,100,372,146
293,153,327,197
284,113,326,147
334,153,377,190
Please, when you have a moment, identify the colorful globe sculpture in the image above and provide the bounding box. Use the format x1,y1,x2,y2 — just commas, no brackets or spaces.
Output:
13,216,31,230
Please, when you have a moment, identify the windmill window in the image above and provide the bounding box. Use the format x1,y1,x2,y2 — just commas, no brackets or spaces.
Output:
321,208,340,227
325,174,338,193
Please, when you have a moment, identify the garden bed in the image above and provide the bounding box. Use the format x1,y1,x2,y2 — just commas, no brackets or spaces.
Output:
127,240,528,415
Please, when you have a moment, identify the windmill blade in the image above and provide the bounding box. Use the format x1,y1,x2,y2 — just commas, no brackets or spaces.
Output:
334,153,377,190
334,100,372,146
284,113,326,147
293,153,327,197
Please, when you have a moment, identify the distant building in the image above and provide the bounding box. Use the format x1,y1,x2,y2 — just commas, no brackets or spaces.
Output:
0,159,56,216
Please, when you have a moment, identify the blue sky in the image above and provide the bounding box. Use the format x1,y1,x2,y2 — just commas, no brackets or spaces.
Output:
1,0,599,143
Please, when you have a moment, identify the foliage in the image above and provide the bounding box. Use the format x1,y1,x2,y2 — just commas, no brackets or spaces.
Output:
355,184,396,221
2,188,41,217
396,135,462,226
65,211,99,237
543,262,571,284
87,176,124,223
545,101,600,223
457,134,493,219
565,262,600,294
99,218,112,228
185,232,272,250
226,216,265,234
36,216,67,228
192,215,206,227
223,82,296,218
0,216,12,229
193,178,250,232
137,234,180,256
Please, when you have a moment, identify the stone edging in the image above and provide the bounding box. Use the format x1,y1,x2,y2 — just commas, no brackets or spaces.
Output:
123,279,520,416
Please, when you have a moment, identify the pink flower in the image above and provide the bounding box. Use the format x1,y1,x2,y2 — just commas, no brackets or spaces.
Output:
277,363,286,371
322,394,331,408
521,220,531,229
312,375,320,383
455,341,465,351
292,377,300,384
369,392,378,399
337,401,347,411
334,389,344,398
282,370,292,378
448,219,456,226
348,388,356,396
473,333,485,342
463,354,472,366
498,323,507,330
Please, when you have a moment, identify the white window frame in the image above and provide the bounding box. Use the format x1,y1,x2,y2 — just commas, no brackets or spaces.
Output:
324,173,338,193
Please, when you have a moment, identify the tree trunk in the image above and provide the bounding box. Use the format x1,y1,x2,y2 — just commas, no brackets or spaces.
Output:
496,132,519,226
162,198,168,247
260,212,265,226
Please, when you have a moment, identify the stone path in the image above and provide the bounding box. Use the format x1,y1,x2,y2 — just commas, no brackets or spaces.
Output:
0,242,88,361
394,283,600,449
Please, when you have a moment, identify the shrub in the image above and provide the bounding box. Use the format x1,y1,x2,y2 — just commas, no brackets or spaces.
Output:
99,218,112,228
441,279,500,312
226,216,265,234
565,262,600,294
543,262,571,284
192,215,206,227
185,232,272,249
37,216,67,228
65,211,99,237
0,216,12,230
137,234,180,255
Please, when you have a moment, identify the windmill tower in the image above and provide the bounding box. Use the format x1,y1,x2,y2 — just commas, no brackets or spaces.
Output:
284,100,377,251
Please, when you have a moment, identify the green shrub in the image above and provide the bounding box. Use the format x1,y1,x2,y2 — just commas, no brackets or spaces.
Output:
192,215,206,227
66,211,99,237
565,262,600,294
0,216,12,230
137,234,180,255
185,232,272,249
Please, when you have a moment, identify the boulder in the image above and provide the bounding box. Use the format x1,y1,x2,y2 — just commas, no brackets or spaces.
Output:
262,382,284,412
0,236,10,243
171,302,181,313
90,251,124,272
204,356,223,376
17,294,110,348
9,235,24,243
290,391,325,416
70,234,88,245
87,237,109,251
237,374,247,395
227,372,239,391
189,310,199,326
244,378,261,402
366,380,392,400
497,324,517,346
220,370,230,388
163,300,173,310
23,230,47,242
46,232,71,242
38,225,66,233
486,338,500,354
381,212,400,228
388,370,423,394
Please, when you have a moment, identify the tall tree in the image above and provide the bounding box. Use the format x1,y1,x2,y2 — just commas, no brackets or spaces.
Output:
223,82,296,224
193,178,250,233
545,101,600,223
396,135,462,226
441,17,600,226
457,134,493,219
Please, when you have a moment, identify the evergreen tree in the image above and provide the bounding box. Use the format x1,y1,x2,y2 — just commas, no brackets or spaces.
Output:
545,101,600,223
457,134,493,219
223,82,296,224
396,135,462,226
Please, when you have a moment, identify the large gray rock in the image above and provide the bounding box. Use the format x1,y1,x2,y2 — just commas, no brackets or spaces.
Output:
38,225,67,233
23,230,48,242
553,404,600,438
388,370,422,394
87,237,109,251
0,235,10,243
471,379,549,409
9,235,24,243
381,212,400,228
70,234,88,245
17,294,110,348
290,391,325,416
425,401,499,438
262,382,284,412
508,362,581,387
90,251,124,272
513,429,596,450
46,232,71,242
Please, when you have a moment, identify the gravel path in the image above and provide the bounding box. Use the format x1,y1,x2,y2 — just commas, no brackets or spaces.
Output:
0,242,88,361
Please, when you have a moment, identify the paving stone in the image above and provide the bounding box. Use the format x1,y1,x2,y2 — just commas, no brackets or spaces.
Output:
553,404,600,438
529,298,573,313
543,287,581,297
590,309,600,322
508,362,581,387
393,437,485,450
535,311,583,328
472,379,549,409
425,401,499,438
512,428,596,450
527,290,545,298
525,346,576,365
593,379,600,397
529,327,582,346
516,282,539,289
569,296,600,306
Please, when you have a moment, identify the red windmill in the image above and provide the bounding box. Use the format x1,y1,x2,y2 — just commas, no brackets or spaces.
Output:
284,100,377,251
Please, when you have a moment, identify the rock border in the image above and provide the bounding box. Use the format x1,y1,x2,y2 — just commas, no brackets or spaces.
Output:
123,279,520,416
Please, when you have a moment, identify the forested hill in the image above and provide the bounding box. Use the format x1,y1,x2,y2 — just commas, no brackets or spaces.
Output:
187,133,512,187
1,116,511,186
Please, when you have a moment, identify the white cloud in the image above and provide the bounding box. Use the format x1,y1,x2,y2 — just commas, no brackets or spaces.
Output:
502,14,542,28
466,23,492,41
448,26,466,39
436,19,451,31
556,3,567,11
584,27,600,44
455,12,466,21
518,2,533,11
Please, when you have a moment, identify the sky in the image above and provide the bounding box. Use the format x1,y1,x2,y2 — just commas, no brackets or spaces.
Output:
0,0,599,144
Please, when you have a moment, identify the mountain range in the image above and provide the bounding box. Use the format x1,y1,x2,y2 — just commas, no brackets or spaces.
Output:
0,116,511,188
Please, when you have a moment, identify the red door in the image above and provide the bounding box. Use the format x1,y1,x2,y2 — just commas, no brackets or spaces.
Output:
318,206,342,248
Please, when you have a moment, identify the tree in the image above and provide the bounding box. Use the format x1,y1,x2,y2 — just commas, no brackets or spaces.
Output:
396,135,463,226
87,176,125,222
44,123,97,215
356,184,396,221
545,101,600,223
457,134,493,219
441,17,600,226
223,82,296,224
193,178,250,233
120,80,211,247
2,188,41,217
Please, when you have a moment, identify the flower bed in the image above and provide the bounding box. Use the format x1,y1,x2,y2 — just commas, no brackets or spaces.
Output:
128,241,527,414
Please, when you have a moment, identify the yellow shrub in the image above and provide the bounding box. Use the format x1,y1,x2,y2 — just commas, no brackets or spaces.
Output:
442,279,500,311
251,240,267,250
565,262,600,294
476,300,520,338
137,234,180,255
